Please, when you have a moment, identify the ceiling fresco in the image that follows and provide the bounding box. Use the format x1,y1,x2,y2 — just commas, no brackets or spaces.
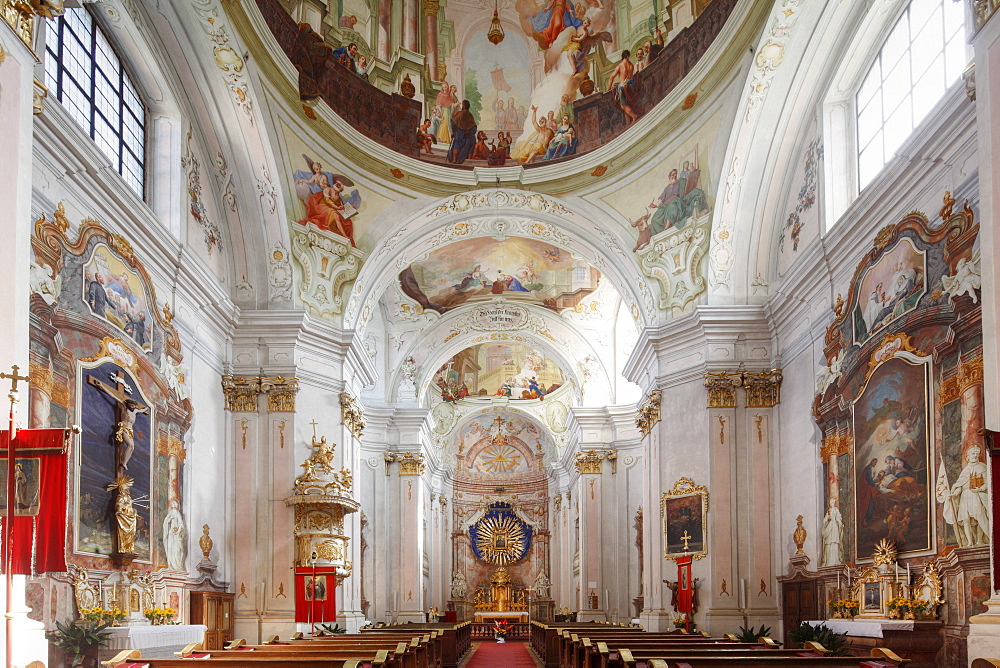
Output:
453,412,553,471
431,343,567,403
399,236,600,314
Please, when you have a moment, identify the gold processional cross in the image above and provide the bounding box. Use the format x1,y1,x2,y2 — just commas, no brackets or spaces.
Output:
680,530,692,552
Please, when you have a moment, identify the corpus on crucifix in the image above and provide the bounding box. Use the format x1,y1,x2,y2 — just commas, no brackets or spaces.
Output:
87,370,148,478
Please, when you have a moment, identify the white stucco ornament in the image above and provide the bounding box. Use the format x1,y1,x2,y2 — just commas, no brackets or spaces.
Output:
291,224,363,319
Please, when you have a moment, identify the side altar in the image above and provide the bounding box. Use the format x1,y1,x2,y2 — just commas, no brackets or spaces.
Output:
780,537,947,667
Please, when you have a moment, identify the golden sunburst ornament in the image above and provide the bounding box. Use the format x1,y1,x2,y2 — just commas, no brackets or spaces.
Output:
478,444,522,473
475,514,527,565
872,538,897,566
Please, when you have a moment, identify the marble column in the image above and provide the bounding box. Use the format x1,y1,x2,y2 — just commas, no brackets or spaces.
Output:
969,7,1000,658
423,0,440,80
403,0,419,52
377,0,391,62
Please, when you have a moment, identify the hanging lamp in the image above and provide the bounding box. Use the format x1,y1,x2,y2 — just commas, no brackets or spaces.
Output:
487,1,504,45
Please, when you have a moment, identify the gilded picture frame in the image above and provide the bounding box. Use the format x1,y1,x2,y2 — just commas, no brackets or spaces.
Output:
661,477,709,561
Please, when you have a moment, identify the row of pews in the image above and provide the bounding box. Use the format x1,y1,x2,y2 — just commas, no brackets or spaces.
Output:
99,622,471,668
529,621,916,668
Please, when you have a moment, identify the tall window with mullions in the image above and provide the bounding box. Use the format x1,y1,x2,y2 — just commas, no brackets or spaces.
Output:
44,7,147,199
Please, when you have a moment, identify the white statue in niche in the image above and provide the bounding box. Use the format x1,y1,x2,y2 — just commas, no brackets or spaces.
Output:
533,571,551,598
820,498,842,566
162,500,187,571
945,445,990,546
450,571,467,599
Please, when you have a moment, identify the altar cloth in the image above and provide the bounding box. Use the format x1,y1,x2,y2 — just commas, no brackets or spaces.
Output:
803,619,913,638
104,624,208,651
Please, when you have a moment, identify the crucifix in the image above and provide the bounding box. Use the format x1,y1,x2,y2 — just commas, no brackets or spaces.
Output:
87,370,148,478
680,530,692,552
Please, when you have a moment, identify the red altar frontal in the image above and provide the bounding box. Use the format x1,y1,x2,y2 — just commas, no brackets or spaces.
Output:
294,566,337,624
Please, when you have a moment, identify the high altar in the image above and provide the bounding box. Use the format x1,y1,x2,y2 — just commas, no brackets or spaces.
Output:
472,566,529,623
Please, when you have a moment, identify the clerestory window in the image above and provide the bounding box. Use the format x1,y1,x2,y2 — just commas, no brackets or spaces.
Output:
855,0,966,190
44,8,147,198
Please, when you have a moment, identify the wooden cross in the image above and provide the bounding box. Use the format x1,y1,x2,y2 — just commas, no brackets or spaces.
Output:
680,530,692,552
87,369,133,406
0,365,31,397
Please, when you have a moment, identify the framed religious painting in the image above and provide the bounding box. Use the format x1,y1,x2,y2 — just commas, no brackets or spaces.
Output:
661,477,709,561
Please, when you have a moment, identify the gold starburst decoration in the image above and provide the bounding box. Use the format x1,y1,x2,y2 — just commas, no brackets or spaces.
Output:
477,444,522,473
872,538,897,566
475,514,527,565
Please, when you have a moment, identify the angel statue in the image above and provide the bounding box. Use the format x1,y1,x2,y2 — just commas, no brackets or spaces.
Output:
293,154,362,247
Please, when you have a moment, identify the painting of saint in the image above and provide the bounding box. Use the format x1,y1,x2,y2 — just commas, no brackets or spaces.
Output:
0,458,41,516
430,344,566,403
399,236,599,313
852,356,929,557
852,238,926,344
304,575,327,601
82,245,154,352
293,154,363,248
662,493,706,558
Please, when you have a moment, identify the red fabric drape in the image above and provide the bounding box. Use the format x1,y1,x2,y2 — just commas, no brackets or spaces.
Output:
0,429,70,574
294,567,338,624
676,555,694,614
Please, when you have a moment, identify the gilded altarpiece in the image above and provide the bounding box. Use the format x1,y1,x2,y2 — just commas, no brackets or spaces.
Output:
449,412,551,622
28,208,194,621
812,202,986,665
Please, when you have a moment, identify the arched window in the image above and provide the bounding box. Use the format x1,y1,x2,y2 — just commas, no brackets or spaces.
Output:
44,8,147,198
856,0,966,189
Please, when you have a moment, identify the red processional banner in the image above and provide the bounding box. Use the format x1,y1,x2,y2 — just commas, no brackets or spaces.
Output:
0,429,71,574
294,566,338,625
676,554,694,614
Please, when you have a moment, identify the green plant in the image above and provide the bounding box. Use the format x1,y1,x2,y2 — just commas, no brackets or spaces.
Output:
734,624,772,643
46,619,111,666
789,622,852,656
317,623,347,634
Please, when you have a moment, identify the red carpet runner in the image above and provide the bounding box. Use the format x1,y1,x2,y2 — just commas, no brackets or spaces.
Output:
465,641,537,667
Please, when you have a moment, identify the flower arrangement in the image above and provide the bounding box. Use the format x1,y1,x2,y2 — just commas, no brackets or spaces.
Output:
886,598,928,619
672,615,687,628
78,607,126,627
143,607,177,625
493,619,509,643
829,599,859,618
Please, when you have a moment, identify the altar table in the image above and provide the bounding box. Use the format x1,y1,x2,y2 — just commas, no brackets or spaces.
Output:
104,624,208,651
474,611,528,623
803,619,913,638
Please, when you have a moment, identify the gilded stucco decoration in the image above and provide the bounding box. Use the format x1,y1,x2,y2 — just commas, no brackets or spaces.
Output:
339,391,365,438
703,369,781,408
636,389,661,437
221,375,299,413
574,449,617,475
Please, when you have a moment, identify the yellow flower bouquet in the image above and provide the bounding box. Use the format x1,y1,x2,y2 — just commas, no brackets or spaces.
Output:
143,607,177,625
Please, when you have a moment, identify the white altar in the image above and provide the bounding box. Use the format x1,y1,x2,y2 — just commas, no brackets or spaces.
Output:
804,619,913,638
473,611,529,623
104,624,207,651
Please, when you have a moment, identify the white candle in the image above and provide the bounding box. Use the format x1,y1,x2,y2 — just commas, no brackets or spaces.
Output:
394,592,398,614
739,579,746,611
837,572,840,592
605,589,609,611
907,563,911,582
260,582,265,613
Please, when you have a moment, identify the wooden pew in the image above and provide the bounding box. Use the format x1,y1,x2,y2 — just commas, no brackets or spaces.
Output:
363,621,471,667
101,648,383,668
237,637,429,668
633,646,910,668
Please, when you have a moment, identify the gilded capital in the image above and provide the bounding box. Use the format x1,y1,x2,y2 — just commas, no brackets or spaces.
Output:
635,388,661,437
221,375,261,412
958,356,984,394
743,369,782,408
574,450,604,475
422,0,440,16
262,376,299,412
397,452,426,476
703,371,741,408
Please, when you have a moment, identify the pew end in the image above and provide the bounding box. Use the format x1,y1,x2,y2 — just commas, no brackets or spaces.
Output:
224,638,247,649
724,633,738,642
803,640,831,655
173,643,203,657
618,647,636,667
758,636,781,647
291,631,304,639
647,661,669,668
101,650,141,667
870,646,911,666
971,660,1000,668
264,634,280,644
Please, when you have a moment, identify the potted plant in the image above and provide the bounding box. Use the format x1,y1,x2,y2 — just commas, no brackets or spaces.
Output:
46,619,111,667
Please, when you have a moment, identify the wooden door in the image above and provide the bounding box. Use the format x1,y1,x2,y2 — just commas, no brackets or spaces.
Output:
781,580,818,647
